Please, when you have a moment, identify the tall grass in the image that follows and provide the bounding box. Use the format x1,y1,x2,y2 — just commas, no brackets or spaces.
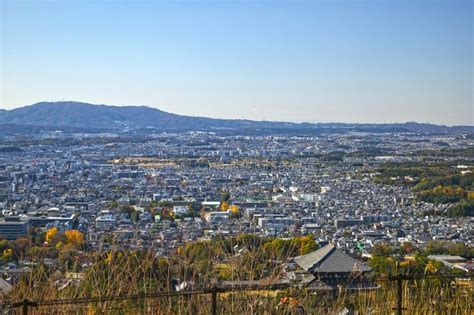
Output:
0,236,472,314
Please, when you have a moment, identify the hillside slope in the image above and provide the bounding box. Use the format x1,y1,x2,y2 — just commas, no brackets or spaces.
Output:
0,101,472,134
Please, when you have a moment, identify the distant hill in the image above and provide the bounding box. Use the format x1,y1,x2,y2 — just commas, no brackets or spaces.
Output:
0,101,472,134
0,101,292,131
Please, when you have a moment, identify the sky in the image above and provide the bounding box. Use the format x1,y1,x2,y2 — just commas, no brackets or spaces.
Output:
0,0,472,125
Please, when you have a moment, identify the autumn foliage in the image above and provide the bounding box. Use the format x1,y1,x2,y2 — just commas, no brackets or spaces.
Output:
64,230,85,247
45,227,58,243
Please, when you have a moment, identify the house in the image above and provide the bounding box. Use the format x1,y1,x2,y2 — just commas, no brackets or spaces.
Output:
173,206,188,216
428,255,473,272
290,244,376,291
95,213,117,230
204,211,230,224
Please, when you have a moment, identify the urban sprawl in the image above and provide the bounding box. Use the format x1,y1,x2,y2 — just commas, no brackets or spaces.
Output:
0,131,473,287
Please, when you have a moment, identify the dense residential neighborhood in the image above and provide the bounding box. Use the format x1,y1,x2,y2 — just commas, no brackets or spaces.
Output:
0,130,472,268
1,0,472,311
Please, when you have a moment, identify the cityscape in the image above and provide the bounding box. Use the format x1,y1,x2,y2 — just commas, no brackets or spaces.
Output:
0,123,472,254
0,103,472,313
1,0,472,313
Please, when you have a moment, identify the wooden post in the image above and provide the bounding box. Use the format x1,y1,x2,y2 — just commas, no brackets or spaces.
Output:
396,275,403,315
22,299,28,315
211,288,217,315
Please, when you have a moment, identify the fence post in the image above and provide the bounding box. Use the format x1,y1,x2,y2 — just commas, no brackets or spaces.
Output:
211,288,217,315
22,299,28,315
396,275,403,315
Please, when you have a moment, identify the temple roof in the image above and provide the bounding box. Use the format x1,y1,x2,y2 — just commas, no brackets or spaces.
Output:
294,244,371,274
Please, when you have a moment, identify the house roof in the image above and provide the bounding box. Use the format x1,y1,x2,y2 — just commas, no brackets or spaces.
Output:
294,244,371,273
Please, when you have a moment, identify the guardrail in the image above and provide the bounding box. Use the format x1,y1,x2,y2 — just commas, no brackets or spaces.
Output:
1,274,472,314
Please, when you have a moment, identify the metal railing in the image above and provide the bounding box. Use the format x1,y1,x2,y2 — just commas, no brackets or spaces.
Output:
1,274,472,315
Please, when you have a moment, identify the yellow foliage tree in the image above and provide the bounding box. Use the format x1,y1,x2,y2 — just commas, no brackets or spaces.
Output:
296,235,317,255
45,227,58,243
425,260,438,275
468,191,474,200
64,230,85,247
229,205,239,213
220,201,229,211
2,248,12,260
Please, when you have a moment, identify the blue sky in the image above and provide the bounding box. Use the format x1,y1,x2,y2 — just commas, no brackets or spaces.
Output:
1,0,472,125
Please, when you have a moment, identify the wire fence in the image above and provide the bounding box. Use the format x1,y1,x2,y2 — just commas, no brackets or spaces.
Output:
1,274,472,314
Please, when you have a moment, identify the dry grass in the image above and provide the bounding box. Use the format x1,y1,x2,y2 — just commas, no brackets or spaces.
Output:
0,237,472,314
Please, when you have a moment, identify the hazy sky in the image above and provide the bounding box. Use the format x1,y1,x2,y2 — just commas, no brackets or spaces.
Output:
1,0,472,125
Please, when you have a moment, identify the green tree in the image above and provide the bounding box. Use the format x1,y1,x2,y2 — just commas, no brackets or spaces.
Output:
110,200,119,209
371,243,392,257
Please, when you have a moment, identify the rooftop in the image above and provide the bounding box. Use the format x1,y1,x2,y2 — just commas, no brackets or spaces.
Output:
294,244,371,274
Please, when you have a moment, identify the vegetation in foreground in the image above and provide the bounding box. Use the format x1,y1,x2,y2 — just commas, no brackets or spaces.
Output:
0,232,472,314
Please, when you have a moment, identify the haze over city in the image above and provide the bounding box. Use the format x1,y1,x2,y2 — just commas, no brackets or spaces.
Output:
1,0,472,125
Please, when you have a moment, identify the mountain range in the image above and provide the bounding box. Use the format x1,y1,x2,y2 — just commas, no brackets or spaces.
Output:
0,101,472,135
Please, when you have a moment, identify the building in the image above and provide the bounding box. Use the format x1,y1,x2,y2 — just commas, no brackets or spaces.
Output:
204,211,229,224
0,216,29,240
0,166,9,202
428,255,473,273
95,214,117,230
335,219,363,229
361,215,390,224
29,214,75,229
290,244,375,291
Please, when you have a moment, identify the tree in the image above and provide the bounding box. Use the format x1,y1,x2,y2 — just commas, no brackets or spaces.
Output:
220,201,229,211
221,191,231,202
294,235,318,255
447,200,474,217
400,242,417,255
46,227,58,243
468,191,474,200
425,240,474,259
371,243,392,257
369,256,396,276
160,208,174,220
2,248,12,261
130,211,139,223
229,205,239,213
424,260,439,275
58,243,79,270
30,227,45,246
64,230,85,247
120,205,135,215
146,200,159,212
13,237,30,258
0,239,10,252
